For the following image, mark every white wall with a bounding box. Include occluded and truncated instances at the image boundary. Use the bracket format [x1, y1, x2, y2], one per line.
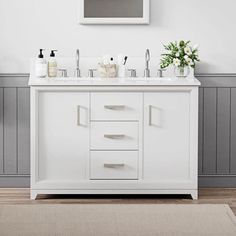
[0, 0, 235, 73]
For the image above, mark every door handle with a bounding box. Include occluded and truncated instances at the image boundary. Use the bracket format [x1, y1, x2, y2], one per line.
[104, 163, 125, 168]
[77, 105, 81, 126]
[149, 105, 162, 127]
[149, 105, 152, 126]
[77, 105, 88, 126]
[104, 134, 125, 139]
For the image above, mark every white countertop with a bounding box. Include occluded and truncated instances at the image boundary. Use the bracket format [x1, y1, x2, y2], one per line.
[28, 76, 201, 87]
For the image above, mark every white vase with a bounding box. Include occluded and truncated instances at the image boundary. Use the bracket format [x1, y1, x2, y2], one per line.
[174, 66, 190, 78]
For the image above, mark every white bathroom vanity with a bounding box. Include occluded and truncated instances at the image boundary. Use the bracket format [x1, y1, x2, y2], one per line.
[29, 77, 200, 200]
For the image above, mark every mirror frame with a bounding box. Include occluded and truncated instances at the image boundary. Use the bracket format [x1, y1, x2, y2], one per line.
[79, 0, 150, 25]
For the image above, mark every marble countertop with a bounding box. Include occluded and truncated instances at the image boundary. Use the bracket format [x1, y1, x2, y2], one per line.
[28, 76, 201, 86]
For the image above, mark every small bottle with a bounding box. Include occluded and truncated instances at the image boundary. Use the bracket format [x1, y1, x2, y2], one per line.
[35, 49, 47, 78]
[48, 50, 58, 77]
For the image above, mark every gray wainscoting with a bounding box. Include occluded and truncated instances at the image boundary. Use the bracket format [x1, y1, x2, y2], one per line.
[0, 73, 236, 188]
[0, 74, 30, 187]
[198, 74, 236, 187]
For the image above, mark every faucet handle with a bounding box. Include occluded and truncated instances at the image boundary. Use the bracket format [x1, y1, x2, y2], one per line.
[128, 69, 136, 78]
[157, 68, 166, 78]
[88, 69, 97, 78]
[58, 69, 67, 78]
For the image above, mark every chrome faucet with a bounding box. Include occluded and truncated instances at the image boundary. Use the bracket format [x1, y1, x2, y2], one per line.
[144, 49, 150, 77]
[76, 49, 81, 77]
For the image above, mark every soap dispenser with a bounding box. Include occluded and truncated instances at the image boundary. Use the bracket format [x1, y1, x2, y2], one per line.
[35, 49, 47, 78]
[48, 50, 58, 77]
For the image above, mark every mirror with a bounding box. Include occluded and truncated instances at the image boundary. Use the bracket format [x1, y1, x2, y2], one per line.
[79, 0, 150, 24]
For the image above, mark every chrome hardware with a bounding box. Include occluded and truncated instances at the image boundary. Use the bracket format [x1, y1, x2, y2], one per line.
[104, 105, 125, 110]
[76, 49, 81, 77]
[149, 105, 152, 126]
[104, 134, 125, 139]
[128, 69, 137, 78]
[88, 69, 97, 78]
[144, 49, 150, 77]
[77, 105, 81, 126]
[104, 163, 125, 168]
[58, 69, 67, 77]
[157, 69, 166, 78]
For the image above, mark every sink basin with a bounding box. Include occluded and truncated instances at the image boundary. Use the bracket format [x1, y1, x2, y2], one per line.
[51, 77, 178, 82]
[53, 77, 102, 81]
[125, 77, 178, 82]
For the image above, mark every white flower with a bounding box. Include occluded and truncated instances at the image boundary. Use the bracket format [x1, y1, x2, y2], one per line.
[184, 55, 189, 60]
[184, 46, 192, 56]
[176, 52, 180, 57]
[173, 58, 181, 67]
[185, 57, 194, 66]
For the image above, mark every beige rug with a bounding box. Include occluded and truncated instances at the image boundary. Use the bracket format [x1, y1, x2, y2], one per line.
[0, 204, 236, 236]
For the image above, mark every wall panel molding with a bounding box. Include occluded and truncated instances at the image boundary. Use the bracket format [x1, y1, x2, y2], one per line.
[0, 73, 236, 187]
[0, 74, 30, 187]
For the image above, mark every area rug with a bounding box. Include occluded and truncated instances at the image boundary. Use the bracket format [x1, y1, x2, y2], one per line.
[0, 204, 236, 236]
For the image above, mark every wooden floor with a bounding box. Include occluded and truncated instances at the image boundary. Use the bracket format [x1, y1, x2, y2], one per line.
[1, 188, 236, 215]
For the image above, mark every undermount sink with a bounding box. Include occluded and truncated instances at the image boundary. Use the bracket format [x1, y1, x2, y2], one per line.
[126, 77, 177, 81]
[52, 77, 178, 82]
[53, 77, 102, 81]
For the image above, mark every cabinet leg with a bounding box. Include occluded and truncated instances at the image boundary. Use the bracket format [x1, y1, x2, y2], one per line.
[30, 190, 37, 200]
[190, 190, 198, 200]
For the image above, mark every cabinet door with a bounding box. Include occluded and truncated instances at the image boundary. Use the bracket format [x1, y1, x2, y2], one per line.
[37, 91, 89, 183]
[144, 92, 192, 184]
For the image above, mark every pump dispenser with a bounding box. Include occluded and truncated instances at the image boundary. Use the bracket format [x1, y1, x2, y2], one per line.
[35, 49, 47, 78]
[48, 50, 58, 77]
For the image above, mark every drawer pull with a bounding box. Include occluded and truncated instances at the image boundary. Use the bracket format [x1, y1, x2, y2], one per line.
[104, 163, 125, 168]
[104, 105, 125, 110]
[104, 134, 125, 139]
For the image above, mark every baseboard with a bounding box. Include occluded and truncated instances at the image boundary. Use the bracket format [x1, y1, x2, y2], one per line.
[199, 176, 236, 187]
[0, 176, 30, 188]
[0, 176, 234, 188]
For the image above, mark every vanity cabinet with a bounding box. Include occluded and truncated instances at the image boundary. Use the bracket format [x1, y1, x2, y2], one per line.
[144, 92, 197, 188]
[31, 90, 90, 188]
[30, 82, 199, 200]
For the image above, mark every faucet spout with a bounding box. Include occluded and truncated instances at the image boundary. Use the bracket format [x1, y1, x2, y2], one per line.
[144, 49, 151, 77]
[76, 49, 80, 77]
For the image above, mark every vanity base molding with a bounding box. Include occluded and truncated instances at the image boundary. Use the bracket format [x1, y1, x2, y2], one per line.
[30, 81, 200, 201]
[31, 190, 198, 200]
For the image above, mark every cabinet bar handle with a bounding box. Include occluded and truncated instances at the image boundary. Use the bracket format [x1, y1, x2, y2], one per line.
[104, 163, 125, 168]
[104, 134, 125, 139]
[77, 105, 81, 126]
[149, 105, 152, 126]
[104, 105, 125, 110]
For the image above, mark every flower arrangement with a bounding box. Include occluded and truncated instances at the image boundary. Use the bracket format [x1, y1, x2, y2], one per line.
[160, 40, 200, 69]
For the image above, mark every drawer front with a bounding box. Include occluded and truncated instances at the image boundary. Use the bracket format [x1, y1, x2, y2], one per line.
[90, 151, 138, 180]
[91, 93, 142, 121]
[90, 122, 139, 150]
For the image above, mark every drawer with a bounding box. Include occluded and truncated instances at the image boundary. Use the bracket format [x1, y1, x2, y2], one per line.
[90, 151, 138, 180]
[90, 122, 139, 150]
[91, 93, 142, 121]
